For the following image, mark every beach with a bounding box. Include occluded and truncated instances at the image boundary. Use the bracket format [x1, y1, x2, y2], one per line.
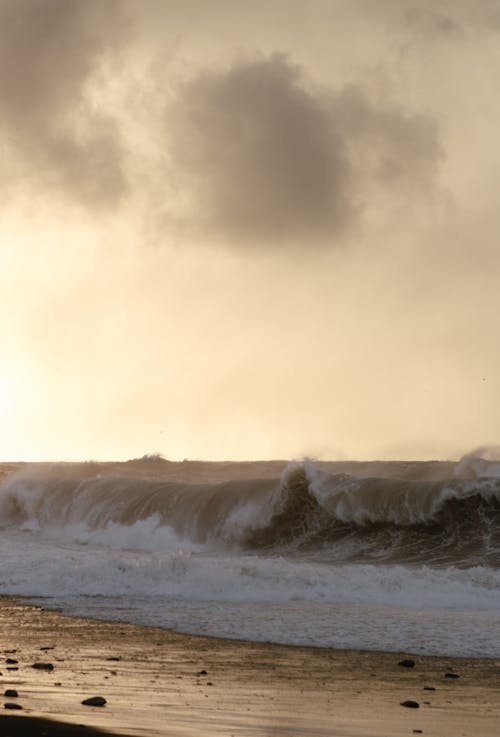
[2, 0, 499, 731]
[0, 598, 498, 737]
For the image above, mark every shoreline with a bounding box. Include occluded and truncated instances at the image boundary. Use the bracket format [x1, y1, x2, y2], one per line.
[1, 597, 499, 737]
[11, 595, 500, 663]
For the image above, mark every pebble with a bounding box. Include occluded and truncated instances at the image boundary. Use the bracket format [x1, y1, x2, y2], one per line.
[4, 703, 22, 710]
[82, 696, 107, 707]
[398, 659, 415, 668]
[32, 662, 54, 671]
[400, 700, 420, 709]
[4, 690, 18, 698]
[444, 672, 460, 679]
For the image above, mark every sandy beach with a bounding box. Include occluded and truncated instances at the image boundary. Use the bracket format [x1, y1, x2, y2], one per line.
[0, 598, 498, 737]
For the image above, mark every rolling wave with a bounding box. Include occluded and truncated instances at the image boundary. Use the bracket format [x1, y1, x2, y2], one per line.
[0, 457, 499, 566]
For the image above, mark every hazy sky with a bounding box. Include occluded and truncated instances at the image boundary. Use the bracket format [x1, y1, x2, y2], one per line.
[1, 0, 499, 461]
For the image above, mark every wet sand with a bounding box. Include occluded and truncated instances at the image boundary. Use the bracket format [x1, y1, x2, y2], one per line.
[0, 597, 499, 737]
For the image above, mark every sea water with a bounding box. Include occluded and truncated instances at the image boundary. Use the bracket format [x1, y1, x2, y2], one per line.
[0, 455, 499, 657]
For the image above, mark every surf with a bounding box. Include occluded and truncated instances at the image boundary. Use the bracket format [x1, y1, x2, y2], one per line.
[0, 456, 499, 566]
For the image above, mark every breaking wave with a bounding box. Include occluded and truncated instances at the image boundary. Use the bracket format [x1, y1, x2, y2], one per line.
[0, 456, 499, 566]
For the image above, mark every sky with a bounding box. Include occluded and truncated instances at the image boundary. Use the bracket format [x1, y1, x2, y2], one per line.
[1, 0, 499, 462]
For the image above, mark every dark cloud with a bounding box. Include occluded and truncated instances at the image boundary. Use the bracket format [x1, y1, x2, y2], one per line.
[168, 54, 354, 247]
[0, 0, 129, 209]
[168, 54, 443, 249]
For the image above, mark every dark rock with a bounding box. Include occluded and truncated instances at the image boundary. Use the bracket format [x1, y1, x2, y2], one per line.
[105, 656, 121, 661]
[444, 672, 460, 679]
[413, 730, 423, 734]
[31, 662, 54, 671]
[81, 696, 107, 707]
[4, 690, 18, 698]
[198, 669, 208, 676]
[4, 703, 23, 710]
[5, 658, 18, 665]
[6, 667, 18, 671]
[398, 659, 415, 668]
[400, 700, 420, 709]
[40, 646, 54, 651]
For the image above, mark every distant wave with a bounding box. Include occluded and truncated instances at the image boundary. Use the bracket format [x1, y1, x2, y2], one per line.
[0, 457, 499, 566]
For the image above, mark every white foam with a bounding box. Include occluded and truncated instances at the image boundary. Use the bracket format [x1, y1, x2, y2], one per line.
[2, 525, 500, 656]
[22, 514, 202, 553]
[1, 525, 499, 609]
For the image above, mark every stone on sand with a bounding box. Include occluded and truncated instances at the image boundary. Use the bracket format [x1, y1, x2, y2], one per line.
[82, 696, 107, 707]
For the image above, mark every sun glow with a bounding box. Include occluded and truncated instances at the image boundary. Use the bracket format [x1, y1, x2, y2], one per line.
[0, 368, 25, 457]
[0, 374, 18, 413]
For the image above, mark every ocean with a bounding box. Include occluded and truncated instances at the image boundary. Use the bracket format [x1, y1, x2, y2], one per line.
[0, 455, 499, 658]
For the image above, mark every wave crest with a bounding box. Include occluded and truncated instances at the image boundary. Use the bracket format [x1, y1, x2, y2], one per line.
[0, 459, 499, 565]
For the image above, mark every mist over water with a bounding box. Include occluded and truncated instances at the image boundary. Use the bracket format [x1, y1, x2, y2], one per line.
[1, 452, 499, 657]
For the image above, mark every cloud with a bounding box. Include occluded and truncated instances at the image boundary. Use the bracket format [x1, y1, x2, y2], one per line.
[168, 54, 353, 248]
[331, 85, 443, 195]
[400, 1, 500, 39]
[403, 6, 464, 41]
[167, 54, 443, 249]
[0, 0, 129, 209]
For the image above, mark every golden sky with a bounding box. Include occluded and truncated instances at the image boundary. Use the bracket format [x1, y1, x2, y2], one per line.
[1, 0, 499, 461]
